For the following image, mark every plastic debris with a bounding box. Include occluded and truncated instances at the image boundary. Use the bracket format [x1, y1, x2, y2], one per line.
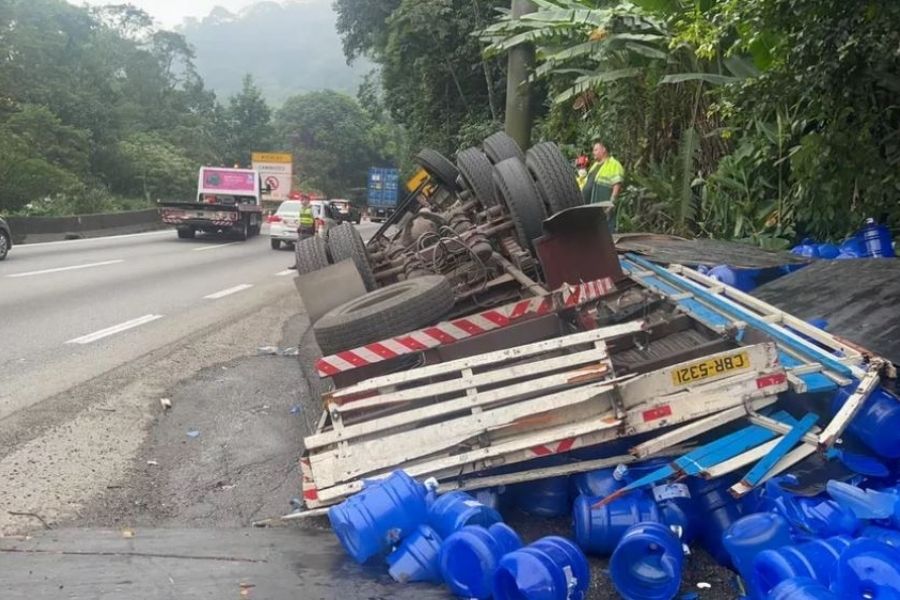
[257, 346, 300, 356]
[186, 430, 200, 438]
[289, 404, 302, 415]
[753, 536, 852, 597]
[160, 398, 172, 410]
[696, 582, 711, 589]
[723, 512, 793, 599]
[833, 538, 900, 599]
[146, 460, 158, 466]
[767, 577, 837, 600]
[826, 480, 895, 520]
[573, 492, 661, 555]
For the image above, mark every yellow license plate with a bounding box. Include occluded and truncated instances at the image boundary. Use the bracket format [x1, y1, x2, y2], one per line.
[671, 351, 750, 386]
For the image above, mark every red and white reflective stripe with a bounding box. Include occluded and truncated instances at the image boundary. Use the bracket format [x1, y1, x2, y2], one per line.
[315, 277, 616, 377]
[530, 437, 578, 457]
[300, 456, 320, 505]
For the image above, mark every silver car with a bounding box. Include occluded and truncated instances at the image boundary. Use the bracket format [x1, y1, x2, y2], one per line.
[268, 200, 336, 250]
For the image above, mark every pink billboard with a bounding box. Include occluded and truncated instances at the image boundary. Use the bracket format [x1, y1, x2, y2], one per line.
[200, 168, 257, 193]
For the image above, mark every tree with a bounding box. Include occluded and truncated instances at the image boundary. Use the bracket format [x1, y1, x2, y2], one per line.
[333, 0, 507, 155]
[274, 90, 386, 197]
[220, 74, 274, 167]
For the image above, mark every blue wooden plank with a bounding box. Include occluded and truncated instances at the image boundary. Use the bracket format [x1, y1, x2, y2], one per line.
[739, 412, 819, 488]
[778, 352, 837, 393]
[624, 254, 853, 377]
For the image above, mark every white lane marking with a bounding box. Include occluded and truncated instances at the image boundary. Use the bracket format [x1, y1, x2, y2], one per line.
[66, 314, 164, 345]
[193, 242, 239, 252]
[17, 230, 171, 249]
[204, 284, 254, 300]
[6, 259, 125, 278]
[275, 269, 295, 277]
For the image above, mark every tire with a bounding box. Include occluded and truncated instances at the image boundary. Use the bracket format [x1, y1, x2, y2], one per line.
[176, 227, 195, 239]
[415, 149, 461, 191]
[271, 238, 282, 250]
[0, 231, 9, 260]
[456, 147, 498, 208]
[483, 131, 525, 165]
[313, 276, 454, 356]
[295, 236, 330, 275]
[327, 222, 377, 291]
[493, 157, 547, 251]
[235, 217, 249, 241]
[526, 142, 584, 215]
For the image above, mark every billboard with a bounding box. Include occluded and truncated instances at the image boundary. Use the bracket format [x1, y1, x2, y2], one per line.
[251, 152, 293, 201]
[198, 168, 258, 195]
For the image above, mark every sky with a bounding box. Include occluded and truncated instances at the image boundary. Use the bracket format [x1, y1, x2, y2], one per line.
[71, 0, 273, 28]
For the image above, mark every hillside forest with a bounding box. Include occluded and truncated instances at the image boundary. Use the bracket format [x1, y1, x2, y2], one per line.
[2, 0, 897, 247]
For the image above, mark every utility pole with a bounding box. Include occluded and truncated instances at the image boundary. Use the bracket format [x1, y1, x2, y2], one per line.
[504, 0, 537, 150]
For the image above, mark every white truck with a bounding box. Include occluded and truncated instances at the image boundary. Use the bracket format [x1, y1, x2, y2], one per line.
[158, 167, 265, 240]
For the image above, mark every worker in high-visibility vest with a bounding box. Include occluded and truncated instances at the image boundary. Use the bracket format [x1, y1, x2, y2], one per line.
[289, 194, 317, 270]
[582, 140, 625, 232]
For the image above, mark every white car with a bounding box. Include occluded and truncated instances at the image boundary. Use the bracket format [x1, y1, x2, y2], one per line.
[268, 200, 334, 250]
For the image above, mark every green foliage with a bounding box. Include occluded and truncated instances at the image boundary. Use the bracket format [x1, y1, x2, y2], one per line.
[219, 75, 275, 167]
[482, 0, 900, 245]
[274, 90, 388, 197]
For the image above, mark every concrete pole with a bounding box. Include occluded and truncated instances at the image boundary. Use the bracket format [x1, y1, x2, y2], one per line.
[504, 0, 537, 150]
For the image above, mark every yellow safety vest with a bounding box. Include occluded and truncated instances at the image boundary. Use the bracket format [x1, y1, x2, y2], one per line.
[299, 205, 314, 227]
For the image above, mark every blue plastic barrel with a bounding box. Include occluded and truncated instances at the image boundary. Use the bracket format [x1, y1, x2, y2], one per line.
[708, 265, 759, 292]
[862, 218, 895, 258]
[791, 241, 820, 258]
[724, 512, 793, 599]
[816, 243, 840, 259]
[386, 524, 444, 583]
[493, 536, 590, 600]
[428, 491, 502, 539]
[513, 476, 571, 518]
[650, 482, 698, 543]
[753, 536, 852, 596]
[833, 386, 900, 458]
[834, 538, 900, 599]
[440, 523, 523, 599]
[573, 492, 661, 555]
[839, 235, 867, 258]
[688, 477, 743, 567]
[328, 470, 429, 563]
[767, 577, 838, 600]
[572, 466, 627, 499]
[861, 525, 900, 549]
[610, 521, 683, 600]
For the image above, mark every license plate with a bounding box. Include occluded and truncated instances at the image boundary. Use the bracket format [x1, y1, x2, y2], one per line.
[671, 351, 750, 385]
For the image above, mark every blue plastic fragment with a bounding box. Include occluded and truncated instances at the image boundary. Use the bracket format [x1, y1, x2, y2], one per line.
[767, 576, 838, 600]
[753, 536, 852, 596]
[826, 480, 896, 520]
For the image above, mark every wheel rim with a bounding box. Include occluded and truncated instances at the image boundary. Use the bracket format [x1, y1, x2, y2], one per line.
[0, 233, 7, 256]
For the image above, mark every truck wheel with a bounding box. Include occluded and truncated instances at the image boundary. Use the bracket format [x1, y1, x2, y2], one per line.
[177, 226, 195, 239]
[313, 275, 454, 356]
[271, 238, 281, 250]
[456, 147, 498, 208]
[235, 218, 249, 241]
[327, 223, 377, 291]
[526, 142, 583, 215]
[295, 236, 330, 275]
[493, 157, 547, 251]
[483, 131, 525, 165]
[415, 149, 461, 192]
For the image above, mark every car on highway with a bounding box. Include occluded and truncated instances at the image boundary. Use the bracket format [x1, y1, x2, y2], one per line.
[268, 199, 337, 250]
[0, 216, 11, 260]
[329, 199, 362, 225]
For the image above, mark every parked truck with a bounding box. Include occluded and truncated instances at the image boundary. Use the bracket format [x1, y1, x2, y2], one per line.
[366, 167, 399, 223]
[159, 167, 264, 240]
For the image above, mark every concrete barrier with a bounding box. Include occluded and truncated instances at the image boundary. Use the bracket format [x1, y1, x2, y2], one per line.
[6, 209, 164, 244]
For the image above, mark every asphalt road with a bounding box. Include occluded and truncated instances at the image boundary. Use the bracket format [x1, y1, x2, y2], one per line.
[0, 224, 379, 419]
